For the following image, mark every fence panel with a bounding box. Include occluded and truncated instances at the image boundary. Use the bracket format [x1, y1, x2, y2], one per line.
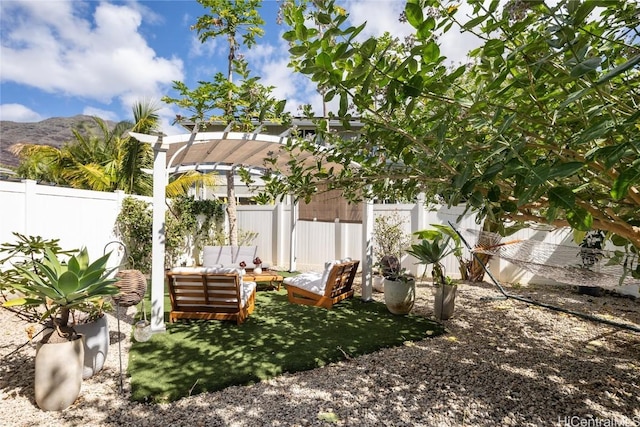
[4, 180, 634, 296]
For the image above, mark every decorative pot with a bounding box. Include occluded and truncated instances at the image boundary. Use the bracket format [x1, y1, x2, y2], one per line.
[73, 314, 109, 379]
[35, 335, 84, 411]
[253, 266, 263, 274]
[373, 275, 385, 293]
[434, 285, 457, 320]
[384, 278, 416, 315]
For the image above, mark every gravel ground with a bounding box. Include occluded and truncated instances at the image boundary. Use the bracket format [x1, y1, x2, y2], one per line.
[1, 280, 639, 427]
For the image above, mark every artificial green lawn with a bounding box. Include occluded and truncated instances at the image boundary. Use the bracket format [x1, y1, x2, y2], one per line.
[128, 288, 444, 403]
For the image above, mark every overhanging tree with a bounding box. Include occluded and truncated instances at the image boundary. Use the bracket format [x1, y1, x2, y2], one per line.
[265, 0, 639, 249]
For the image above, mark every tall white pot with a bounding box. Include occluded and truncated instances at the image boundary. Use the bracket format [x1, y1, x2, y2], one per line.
[434, 285, 457, 320]
[74, 314, 109, 379]
[35, 335, 84, 411]
[383, 278, 416, 315]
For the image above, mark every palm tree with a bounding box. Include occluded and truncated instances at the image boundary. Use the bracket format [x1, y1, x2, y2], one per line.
[11, 101, 219, 197]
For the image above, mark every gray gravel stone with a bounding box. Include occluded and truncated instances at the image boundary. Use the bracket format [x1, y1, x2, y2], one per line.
[1, 281, 639, 426]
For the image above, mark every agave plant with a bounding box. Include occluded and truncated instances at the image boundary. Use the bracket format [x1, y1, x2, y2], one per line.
[406, 227, 458, 286]
[3, 246, 120, 339]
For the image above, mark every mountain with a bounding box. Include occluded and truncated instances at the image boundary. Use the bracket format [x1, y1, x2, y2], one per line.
[0, 115, 117, 168]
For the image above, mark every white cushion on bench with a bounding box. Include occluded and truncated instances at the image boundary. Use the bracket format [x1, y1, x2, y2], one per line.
[283, 258, 355, 296]
[283, 272, 324, 296]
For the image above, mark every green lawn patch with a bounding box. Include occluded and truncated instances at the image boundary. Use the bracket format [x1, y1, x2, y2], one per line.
[128, 289, 444, 403]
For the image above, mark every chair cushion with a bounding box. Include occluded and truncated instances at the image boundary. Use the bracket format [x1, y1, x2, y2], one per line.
[170, 266, 219, 274]
[320, 260, 340, 287]
[283, 272, 325, 296]
[241, 281, 256, 307]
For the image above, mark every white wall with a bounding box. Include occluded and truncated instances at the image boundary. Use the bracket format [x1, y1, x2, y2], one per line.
[1, 179, 637, 297]
[0, 180, 146, 270]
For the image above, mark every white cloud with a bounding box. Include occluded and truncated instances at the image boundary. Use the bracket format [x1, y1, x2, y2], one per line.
[82, 107, 119, 122]
[189, 34, 219, 58]
[347, 1, 412, 40]
[0, 103, 43, 122]
[0, 1, 184, 104]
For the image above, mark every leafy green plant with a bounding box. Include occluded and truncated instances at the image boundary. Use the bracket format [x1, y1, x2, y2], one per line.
[268, 0, 640, 251]
[3, 247, 120, 340]
[373, 212, 412, 276]
[115, 197, 153, 273]
[407, 227, 458, 286]
[0, 233, 78, 321]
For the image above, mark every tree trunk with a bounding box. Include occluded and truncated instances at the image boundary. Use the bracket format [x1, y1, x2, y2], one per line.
[469, 253, 491, 282]
[226, 170, 237, 246]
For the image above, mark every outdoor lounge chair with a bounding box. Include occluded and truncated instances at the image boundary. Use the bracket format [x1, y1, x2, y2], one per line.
[283, 259, 359, 309]
[166, 267, 257, 324]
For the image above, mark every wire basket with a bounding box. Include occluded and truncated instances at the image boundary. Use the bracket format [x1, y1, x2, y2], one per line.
[103, 241, 147, 308]
[113, 269, 147, 307]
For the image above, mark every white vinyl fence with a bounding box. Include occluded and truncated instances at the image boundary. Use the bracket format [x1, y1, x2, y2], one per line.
[1, 179, 637, 297]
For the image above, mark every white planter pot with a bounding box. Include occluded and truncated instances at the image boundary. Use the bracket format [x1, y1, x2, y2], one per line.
[383, 278, 416, 315]
[35, 335, 84, 411]
[74, 314, 109, 379]
[434, 285, 457, 320]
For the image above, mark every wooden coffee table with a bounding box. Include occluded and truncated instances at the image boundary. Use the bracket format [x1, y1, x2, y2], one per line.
[244, 270, 284, 291]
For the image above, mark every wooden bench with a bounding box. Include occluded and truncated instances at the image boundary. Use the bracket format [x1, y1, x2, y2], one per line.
[283, 260, 359, 309]
[166, 268, 257, 324]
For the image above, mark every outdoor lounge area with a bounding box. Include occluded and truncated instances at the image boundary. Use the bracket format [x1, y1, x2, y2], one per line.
[1, 0, 639, 424]
[2, 279, 639, 425]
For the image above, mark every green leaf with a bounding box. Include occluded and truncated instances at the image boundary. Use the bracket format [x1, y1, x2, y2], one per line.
[559, 88, 590, 109]
[295, 23, 308, 41]
[315, 52, 332, 69]
[487, 185, 500, 202]
[596, 54, 640, 85]
[422, 41, 440, 63]
[482, 162, 504, 180]
[586, 144, 628, 169]
[416, 17, 435, 40]
[463, 14, 487, 31]
[361, 38, 377, 57]
[548, 186, 575, 209]
[548, 162, 583, 179]
[316, 12, 331, 25]
[3, 298, 29, 307]
[570, 57, 601, 78]
[404, 75, 423, 97]
[483, 39, 504, 57]
[404, 1, 424, 29]
[566, 207, 593, 231]
[339, 92, 348, 116]
[501, 200, 518, 213]
[611, 167, 640, 200]
[573, 2, 596, 25]
[289, 46, 308, 56]
[57, 270, 80, 295]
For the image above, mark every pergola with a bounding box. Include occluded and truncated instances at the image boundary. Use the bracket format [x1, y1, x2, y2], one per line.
[130, 126, 375, 333]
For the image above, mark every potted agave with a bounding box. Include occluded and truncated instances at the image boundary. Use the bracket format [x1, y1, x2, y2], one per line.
[407, 226, 460, 321]
[2, 244, 119, 411]
[381, 254, 416, 315]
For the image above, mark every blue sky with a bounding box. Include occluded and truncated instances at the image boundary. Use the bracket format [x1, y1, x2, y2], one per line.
[0, 0, 482, 135]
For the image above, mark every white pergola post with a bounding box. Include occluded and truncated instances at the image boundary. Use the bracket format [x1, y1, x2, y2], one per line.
[289, 198, 298, 272]
[129, 131, 167, 334]
[361, 198, 374, 301]
[151, 137, 168, 333]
